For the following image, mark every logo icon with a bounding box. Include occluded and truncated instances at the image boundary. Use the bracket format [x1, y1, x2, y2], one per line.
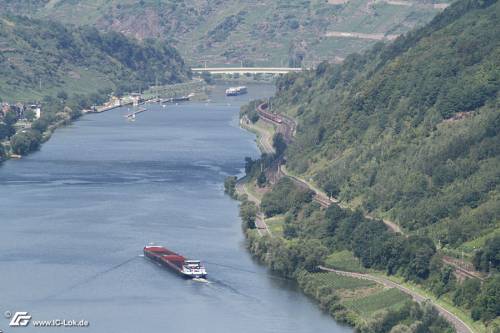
[9, 312, 31, 327]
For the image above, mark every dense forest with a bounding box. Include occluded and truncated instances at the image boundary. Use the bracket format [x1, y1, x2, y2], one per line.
[270, 0, 499, 250]
[0, 15, 189, 100]
[235, 0, 499, 330]
[238, 150, 498, 330]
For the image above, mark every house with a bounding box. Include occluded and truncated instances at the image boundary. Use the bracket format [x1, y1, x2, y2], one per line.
[130, 93, 143, 106]
[30, 104, 41, 120]
[1, 103, 10, 117]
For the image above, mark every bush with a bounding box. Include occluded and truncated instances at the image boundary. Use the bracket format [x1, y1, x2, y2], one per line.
[473, 235, 500, 272]
[261, 177, 313, 217]
[224, 176, 237, 199]
[240, 200, 257, 230]
[31, 118, 50, 132]
[10, 130, 42, 155]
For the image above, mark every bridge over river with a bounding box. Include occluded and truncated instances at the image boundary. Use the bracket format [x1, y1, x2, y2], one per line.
[191, 67, 303, 74]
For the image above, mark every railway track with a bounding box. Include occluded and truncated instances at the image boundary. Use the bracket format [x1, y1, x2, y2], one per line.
[318, 266, 473, 333]
[257, 103, 405, 233]
[442, 256, 485, 282]
[257, 102, 484, 264]
[250, 102, 479, 332]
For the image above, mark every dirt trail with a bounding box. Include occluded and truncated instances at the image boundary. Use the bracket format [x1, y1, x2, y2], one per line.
[240, 116, 275, 154]
[236, 182, 271, 237]
[325, 31, 400, 41]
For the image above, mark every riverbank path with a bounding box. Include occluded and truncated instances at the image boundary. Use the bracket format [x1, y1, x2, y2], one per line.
[235, 181, 271, 237]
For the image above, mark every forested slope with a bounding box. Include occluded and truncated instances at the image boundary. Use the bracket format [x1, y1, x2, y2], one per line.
[0, 0, 447, 66]
[271, 0, 499, 250]
[0, 15, 189, 100]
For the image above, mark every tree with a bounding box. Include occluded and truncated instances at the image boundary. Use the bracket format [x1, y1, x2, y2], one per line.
[261, 177, 311, 217]
[24, 109, 36, 122]
[273, 133, 287, 157]
[405, 237, 436, 281]
[473, 235, 500, 272]
[31, 118, 49, 133]
[473, 275, 500, 322]
[224, 176, 237, 198]
[247, 109, 260, 123]
[10, 130, 41, 155]
[0, 123, 11, 140]
[240, 200, 257, 229]
[244, 157, 255, 175]
[453, 278, 481, 308]
[429, 265, 456, 297]
[324, 180, 340, 198]
[257, 171, 267, 187]
[57, 90, 68, 101]
[4, 111, 18, 127]
[303, 239, 328, 272]
[66, 106, 81, 120]
[283, 221, 298, 239]
[0, 144, 5, 160]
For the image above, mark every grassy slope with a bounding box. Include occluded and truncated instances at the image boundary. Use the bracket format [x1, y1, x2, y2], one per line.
[325, 250, 368, 273]
[343, 288, 410, 316]
[298, 270, 412, 326]
[0, 0, 446, 66]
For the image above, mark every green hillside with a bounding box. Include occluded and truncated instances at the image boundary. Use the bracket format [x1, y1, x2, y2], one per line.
[270, 0, 499, 250]
[0, 0, 449, 66]
[0, 15, 189, 100]
[236, 1, 499, 329]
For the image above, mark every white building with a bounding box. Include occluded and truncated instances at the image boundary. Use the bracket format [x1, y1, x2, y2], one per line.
[30, 104, 41, 119]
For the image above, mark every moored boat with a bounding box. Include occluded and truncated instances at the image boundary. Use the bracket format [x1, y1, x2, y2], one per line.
[225, 86, 247, 96]
[162, 93, 195, 104]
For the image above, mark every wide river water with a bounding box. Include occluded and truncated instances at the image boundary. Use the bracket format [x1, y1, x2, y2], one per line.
[0, 84, 352, 333]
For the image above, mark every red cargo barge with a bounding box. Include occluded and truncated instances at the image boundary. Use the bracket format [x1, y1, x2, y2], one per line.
[143, 245, 207, 279]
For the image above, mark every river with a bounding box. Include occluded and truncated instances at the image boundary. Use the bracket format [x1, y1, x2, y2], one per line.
[0, 84, 352, 333]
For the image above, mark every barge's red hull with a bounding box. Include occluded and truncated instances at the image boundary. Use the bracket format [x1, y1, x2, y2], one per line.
[143, 245, 207, 278]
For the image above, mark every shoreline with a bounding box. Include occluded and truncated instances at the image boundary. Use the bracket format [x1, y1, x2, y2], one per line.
[234, 110, 476, 333]
[1, 114, 73, 163]
[0, 80, 208, 164]
[234, 118, 364, 329]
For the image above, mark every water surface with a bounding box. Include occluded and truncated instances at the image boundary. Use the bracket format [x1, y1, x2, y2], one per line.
[0, 84, 352, 333]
